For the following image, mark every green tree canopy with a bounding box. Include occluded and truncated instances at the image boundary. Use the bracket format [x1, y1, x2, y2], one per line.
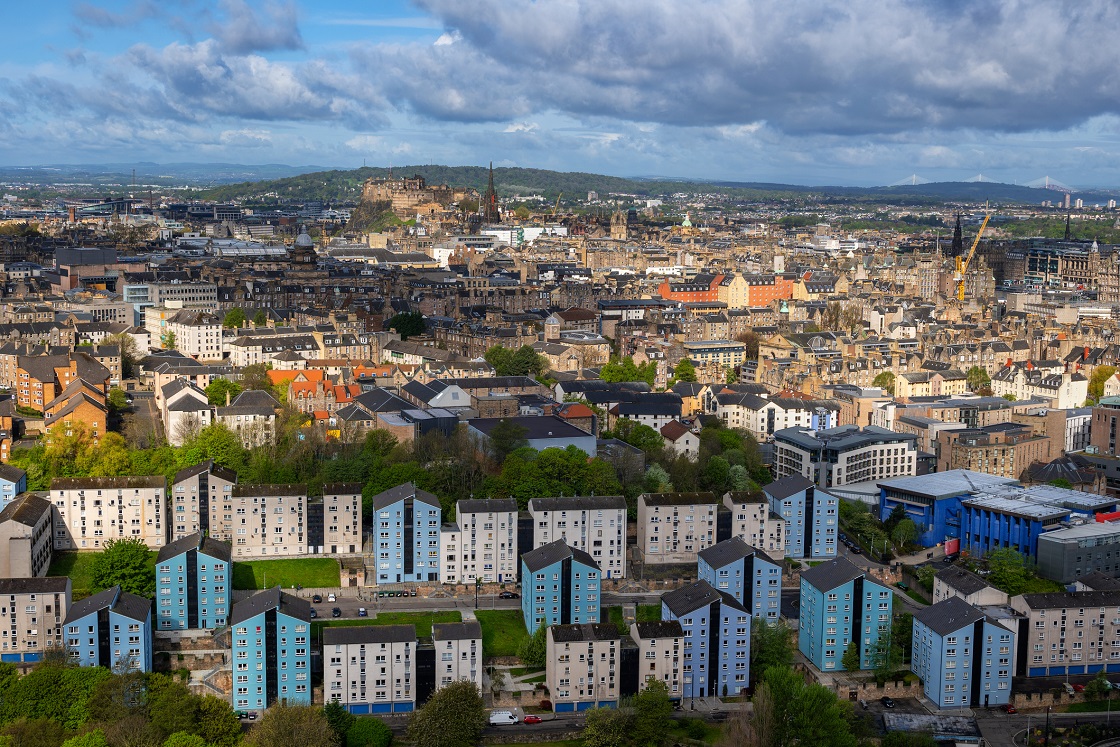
[107, 389, 129, 413]
[841, 641, 861, 672]
[487, 418, 528, 461]
[103, 332, 140, 380]
[751, 618, 795, 678]
[1089, 365, 1117, 401]
[386, 312, 426, 340]
[672, 359, 698, 383]
[222, 308, 246, 329]
[322, 701, 355, 746]
[965, 366, 991, 392]
[252, 310, 268, 326]
[632, 679, 673, 747]
[204, 378, 243, 407]
[517, 621, 547, 668]
[406, 680, 485, 747]
[872, 371, 896, 394]
[581, 707, 632, 747]
[484, 345, 548, 377]
[246, 704, 336, 747]
[346, 717, 392, 747]
[600, 356, 656, 386]
[90, 538, 154, 598]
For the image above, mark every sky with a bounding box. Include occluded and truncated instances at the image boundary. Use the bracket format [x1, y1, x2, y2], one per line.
[5, 0, 1120, 186]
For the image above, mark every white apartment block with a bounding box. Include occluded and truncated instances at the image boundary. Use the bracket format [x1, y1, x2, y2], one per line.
[528, 495, 628, 579]
[0, 577, 72, 662]
[150, 309, 224, 360]
[723, 491, 787, 556]
[440, 498, 518, 585]
[1009, 590, 1120, 676]
[324, 625, 416, 713]
[50, 476, 168, 550]
[224, 485, 307, 558]
[630, 620, 683, 699]
[170, 460, 237, 541]
[637, 492, 719, 566]
[432, 621, 483, 692]
[318, 484, 363, 555]
[546, 624, 620, 711]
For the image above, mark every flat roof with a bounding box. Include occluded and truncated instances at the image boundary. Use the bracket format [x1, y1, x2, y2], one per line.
[878, 470, 1017, 500]
[962, 494, 1068, 520]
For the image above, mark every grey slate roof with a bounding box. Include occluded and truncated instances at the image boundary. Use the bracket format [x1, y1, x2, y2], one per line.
[913, 596, 984, 637]
[521, 539, 600, 574]
[632, 620, 684, 639]
[230, 587, 310, 625]
[800, 556, 864, 592]
[156, 532, 232, 564]
[172, 459, 238, 485]
[371, 482, 440, 511]
[0, 493, 51, 527]
[763, 474, 815, 501]
[51, 475, 166, 491]
[0, 465, 26, 483]
[935, 567, 991, 596]
[1018, 590, 1120, 609]
[698, 536, 775, 569]
[662, 580, 722, 617]
[323, 624, 416, 645]
[549, 623, 619, 643]
[1076, 571, 1120, 591]
[432, 620, 482, 641]
[63, 585, 151, 624]
[528, 495, 627, 513]
[640, 491, 718, 507]
[0, 577, 70, 595]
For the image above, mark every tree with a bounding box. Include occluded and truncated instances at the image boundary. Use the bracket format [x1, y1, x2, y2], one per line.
[1085, 670, 1111, 700]
[610, 419, 664, 455]
[1090, 365, 1118, 401]
[323, 701, 355, 746]
[161, 331, 176, 350]
[965, 366, 991, 392]
[62, 732, 109, 747]
[872, 371, 895, 395]
[205, 378, 243, 407]
[892, 612, 914, 665]
[103, 332, 141, 380]
[736, 331, 762, 361]
[240, 363, 273, 391]
[514, 205, 531, 220]
[385, 312, 426, 340]
[883, 504, 907, 532]
[746, 666, 858, 747]
[107, 389, 129, 413]
[487, 419, 528, 461]
[252, 310, 268, 327]
[986, 547, 1031, 596]
[672, 359, 698, 383]
[3, 718, 67, 747]
[222, 308, 246, 329]
[891, 519, 919, 548]
[882, 733, 937, 747]
[581, 707, 632, 747]
[517, 621, 547, 668]
[406, 680, 485, 747]
[1002, 393, 1017, 402]
[345, 718, 392, 747]
[751, 618, 794, 677]
[726, 367, 739, 385]
[872, 634, 904, 683]
[162, 735, 207, 747]
[90, 538, 154, 597]
[600, 356, 656, 387]
[632, 680, 672, 747]
[1048, 478, 1074, 489]
[246, 704, 336, 747]
[644, 464, 673, 493]
[841, 641, 861, 672]
[485, 345, 547, 377]
[196, 695, 242, 747]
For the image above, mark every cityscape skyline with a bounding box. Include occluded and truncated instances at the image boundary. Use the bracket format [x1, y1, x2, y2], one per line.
[5, 1, 1120, 187]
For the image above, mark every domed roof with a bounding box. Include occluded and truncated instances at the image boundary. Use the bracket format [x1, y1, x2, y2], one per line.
[294, 230, 314, 248]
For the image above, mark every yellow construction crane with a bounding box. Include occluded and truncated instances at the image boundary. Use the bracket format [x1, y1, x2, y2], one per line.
[552, 192, 562, 216]
[955, 212, 991, 301]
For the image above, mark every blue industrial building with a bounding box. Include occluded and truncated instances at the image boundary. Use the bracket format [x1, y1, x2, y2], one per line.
[521, 540, 601, 635]
[764, 474, 836, 559]
[877, 470, 1017, 548]
[799, 557, 892, 672]
[697, 537, 782, 621]
[155, 533, 231, 631]
[230, 587, 312, 711]
[371, 483, 442, 584]
[911, 597, 1014, 708]
[661, 580, 751, 699]
[0, 466, 26, 510]
[64, 585, 153, 672]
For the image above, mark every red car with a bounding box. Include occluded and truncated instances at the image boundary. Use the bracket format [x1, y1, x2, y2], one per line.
[523, 715, 542, 725]
[1073, 684, 1086, 693]
[1002, 704, 1017, 714]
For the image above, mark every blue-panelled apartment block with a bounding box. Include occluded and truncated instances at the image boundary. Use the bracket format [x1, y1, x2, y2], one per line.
[661, 580, 751, 699]
[764, 474, 836, 559]
[521, 540, 601, 635]
[799, 557, 892, 672]
[155, 533, 231, 631]
[912, 597, 1014, 708]
[371, 483, 442, 584]
[230, 587, 312, 711]
[64, 585, 153, 672]
[697, 537, 782, 621]
[877, 470, 1017, 548]
[0, 465, 27, 510]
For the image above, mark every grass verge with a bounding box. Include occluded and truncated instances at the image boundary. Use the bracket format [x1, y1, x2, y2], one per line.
[232, 558, 340, 590]
[475, 609, 529, 658]
[48, 551, 156, 600]
[311, 610, 462, 639]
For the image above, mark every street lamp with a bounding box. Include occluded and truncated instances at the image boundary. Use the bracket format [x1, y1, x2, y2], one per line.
[1044, 705, 1051, 747]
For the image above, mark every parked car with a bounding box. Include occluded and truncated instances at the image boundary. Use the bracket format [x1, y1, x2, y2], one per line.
[331, 607, 342, 618]
[234, 711, 248, 719]
[523, 715, 542, 725]
[409, 589, 417, 597]
[1073, 684, 1086, 693]
[312, 594, 322, 603]
[327, 593, 337, 602]
[488, 711, 518, 726]
[358, 607, 368, 617]
[309, 608, 317, 619]
[859, 699, 868, 710]
[880, 697, 896, 709]
[850, 546, 863, 555]
[1002, 704, 1017, 714]
[247, 713, 257, 721]
[499, 591, 520, 599]
[1064, 683, 1076, 695]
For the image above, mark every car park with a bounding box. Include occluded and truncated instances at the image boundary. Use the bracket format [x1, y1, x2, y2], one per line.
[523, 715, 542, 724]
[488, 711, 518, 726]
[331, 607, 342, 618]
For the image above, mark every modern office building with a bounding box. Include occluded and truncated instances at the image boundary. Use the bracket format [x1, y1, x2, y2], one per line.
[697, 537, 782, 621]
[722, 490, 786, 556]
[911, 597, 1014, 708]
[1038, 520, 1120, 584]
[324, 625, 417, 714]
[520, 540, 601, 635]
[0, 493, 54, 578]
[546, 623, 620, 712]
[877, 470, 1018, 549]
[432, 620, 483, 692]
[763, 475, 837, 559]
[661, 580, 751, 699]
[440, 498, 519, 584]
[773, 425, 918, 489]
[799, 557, 892, 672]
[629, 620, 684, 701]
[637, 492, 720, 565]
[529, 495, 628, 579]
[50, 476, 168, 550]
[155, 533, 232, 630]
[371, 483, 442, 584]
[64, 585, 153, 672]
[0, 577, 71, 664]
[229, 587, 312, 711]
[1009, 590, 1120, 676]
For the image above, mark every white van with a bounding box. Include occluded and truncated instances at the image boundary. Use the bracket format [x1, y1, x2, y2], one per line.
[488, 710, 519, 726]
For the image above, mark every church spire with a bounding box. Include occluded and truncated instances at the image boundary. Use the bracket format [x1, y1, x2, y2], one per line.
[1065, 211, 1072, 241]
[951, 213, 963, 257]
[482, 161, 500, 223]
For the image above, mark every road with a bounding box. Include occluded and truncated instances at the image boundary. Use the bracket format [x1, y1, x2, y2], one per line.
[976, 709, 1120, 747]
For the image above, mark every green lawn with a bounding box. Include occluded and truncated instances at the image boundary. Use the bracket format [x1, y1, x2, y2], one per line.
[509, 666, 545, 677]
[904, 589, 929, 605]
[475, 610, 529, 658]
[311, 610, 462, 639]
[231, 558, 340, 590]
[1065, 699, 1119, 713]
[605, 604, 663, 633]
[48, 551, 156, 600]
[523, 674, 546, 684]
